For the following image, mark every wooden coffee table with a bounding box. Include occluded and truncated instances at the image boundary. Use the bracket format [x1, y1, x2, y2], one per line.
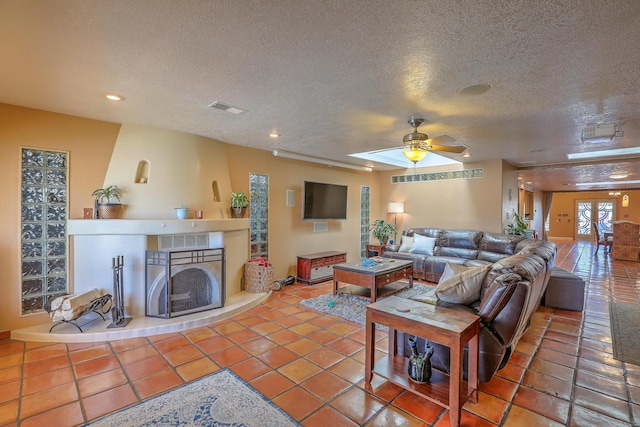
[332, 259, 413, 303]
[365, 296, 480, 427]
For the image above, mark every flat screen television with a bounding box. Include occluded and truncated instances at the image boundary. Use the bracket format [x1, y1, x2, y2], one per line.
[303, 181, 348, 220]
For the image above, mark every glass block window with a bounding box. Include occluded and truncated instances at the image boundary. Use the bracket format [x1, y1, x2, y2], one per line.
[21, 148, 68, 315]
[360, 186, 371, 258]
[391, 168, 483, 184]
[249, 174, 269, 259]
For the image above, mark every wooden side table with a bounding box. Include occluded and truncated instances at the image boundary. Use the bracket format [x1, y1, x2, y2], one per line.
[296, 251, 347, 285]
[366, 244, 386, 257]
[365, 296, 480, 427]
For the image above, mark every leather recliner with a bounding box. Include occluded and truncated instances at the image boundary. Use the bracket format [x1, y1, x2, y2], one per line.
[396, 236, 556, 382]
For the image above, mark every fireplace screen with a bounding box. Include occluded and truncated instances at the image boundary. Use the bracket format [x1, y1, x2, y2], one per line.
[145, 248, 225, 318]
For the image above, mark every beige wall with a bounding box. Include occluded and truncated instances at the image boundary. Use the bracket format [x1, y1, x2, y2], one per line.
[0, 104, 121, 331]
[225, 145, 380, 278]
[549, 190, 640, 239]
[104, 124, 234, 219]
[529, 187, 545, 236]
[376, 159, 507, 234]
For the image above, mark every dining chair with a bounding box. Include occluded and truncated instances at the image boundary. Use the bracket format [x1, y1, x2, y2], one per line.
[592, 222, 613, 255]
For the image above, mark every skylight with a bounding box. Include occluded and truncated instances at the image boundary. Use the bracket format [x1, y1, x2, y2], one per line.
[576, 180, 640, 187]
[349, 149, 460, 168]
[567, 147, 640, 160]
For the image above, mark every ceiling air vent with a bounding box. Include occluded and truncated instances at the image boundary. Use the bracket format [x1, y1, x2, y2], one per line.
[207, 101, 248, 115]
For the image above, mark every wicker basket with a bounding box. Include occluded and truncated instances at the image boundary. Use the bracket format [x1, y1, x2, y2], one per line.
[244, 261, 274, 293]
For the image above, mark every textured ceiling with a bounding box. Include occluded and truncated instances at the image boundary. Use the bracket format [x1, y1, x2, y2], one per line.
[2, 0, 640, 191]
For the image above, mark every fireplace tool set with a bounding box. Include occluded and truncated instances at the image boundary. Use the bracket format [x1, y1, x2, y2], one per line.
[108, 255, 131, 328]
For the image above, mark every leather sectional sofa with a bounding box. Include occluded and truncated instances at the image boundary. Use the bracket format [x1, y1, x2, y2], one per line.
[383, 228, 527, 282]
[383, 228, 557, 382]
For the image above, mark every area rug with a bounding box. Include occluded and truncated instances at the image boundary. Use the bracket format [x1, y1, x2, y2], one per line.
[300, 283, 434, 328]
[609, 301, 640, 366]
[84, 369, 299, 427]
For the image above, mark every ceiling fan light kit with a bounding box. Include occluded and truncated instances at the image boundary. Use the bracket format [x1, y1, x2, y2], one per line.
[366, 117, 465, 165]
[403, 146, 428, 163]
[401, 117, 467, 164]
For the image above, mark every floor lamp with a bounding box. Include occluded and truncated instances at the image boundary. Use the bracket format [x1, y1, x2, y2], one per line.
[387, 202, 404, 243]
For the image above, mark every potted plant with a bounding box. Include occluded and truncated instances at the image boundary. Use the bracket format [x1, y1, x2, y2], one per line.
[506, 211, 532, 237]
[370, 219, 397, 245]
[92, 185, 123, 219]
[230, 191, 250, 218]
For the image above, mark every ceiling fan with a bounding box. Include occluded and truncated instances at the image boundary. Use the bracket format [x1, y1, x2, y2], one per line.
[371, 117, 466, 163]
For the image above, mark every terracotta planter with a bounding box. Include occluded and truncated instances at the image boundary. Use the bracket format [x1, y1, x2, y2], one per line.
[97, 203, 123, 219]
[230, 207, 247, 218]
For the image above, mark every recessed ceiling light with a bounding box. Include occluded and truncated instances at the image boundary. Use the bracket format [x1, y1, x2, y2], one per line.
[457, 83, 491, 96]
[462, 152, 471, 158]
[269, 131, 281, 138]
[102, 93, 125, 101]
[609, 172, 629, 179]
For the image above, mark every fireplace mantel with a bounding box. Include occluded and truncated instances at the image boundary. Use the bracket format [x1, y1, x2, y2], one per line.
[68, 218, 250, 235]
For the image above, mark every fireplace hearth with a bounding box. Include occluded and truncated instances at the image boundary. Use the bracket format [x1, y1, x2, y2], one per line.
[145, 248, 225, 318]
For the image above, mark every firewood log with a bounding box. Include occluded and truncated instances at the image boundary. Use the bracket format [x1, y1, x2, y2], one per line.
[49, 289, 101, 321]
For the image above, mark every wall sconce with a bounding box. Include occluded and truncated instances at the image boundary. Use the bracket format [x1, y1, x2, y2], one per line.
[388, 202, 404, 241]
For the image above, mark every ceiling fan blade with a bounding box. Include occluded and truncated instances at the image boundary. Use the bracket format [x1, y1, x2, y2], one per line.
[428, 135, 456, 145]
[428, 144, 467, 154]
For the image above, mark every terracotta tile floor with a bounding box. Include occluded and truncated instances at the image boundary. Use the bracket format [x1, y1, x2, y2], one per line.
[2, 240, 640, 426]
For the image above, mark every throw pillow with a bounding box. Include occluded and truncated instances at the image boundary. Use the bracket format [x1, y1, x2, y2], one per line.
[398, 235, 414, 252]
[438, 263, 469, 283]
[435, 264, 492, 305]
[410, 234, 437, 255]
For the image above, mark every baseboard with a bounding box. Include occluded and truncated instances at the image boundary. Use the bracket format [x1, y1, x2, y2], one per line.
[547, 236, 575, 242]
[0, 330, 10, 340]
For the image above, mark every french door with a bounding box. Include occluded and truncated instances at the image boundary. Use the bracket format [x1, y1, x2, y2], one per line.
[575, 199, 615, 241]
